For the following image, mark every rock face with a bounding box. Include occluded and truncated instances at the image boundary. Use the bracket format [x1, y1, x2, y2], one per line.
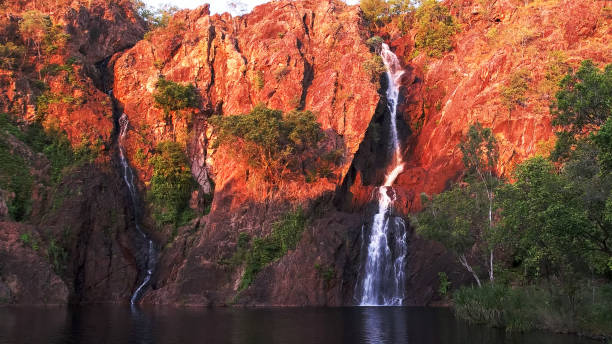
[0, 222, 68, 304]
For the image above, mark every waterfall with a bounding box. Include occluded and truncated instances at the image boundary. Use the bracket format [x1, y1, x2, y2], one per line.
[117, 113, 157, 305]
[358, 43, 408, 306]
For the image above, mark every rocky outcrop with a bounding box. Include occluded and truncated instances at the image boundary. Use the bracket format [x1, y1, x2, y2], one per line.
[0, 222, 68, 304]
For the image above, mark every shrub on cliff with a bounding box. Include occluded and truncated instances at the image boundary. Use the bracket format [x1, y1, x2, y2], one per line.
[210, 105, 330, 185]
[363, 54, 386, 81]
[414, 0, 459, 57]
[0, 42, 25, 70]
[500, 69, 531, 112]
[148, 141, 196, 227]
[19, 10, 69, 61]
[153, 76, 199, 122]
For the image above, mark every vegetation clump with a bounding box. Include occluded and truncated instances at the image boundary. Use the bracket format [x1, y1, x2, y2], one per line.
[237, 208, 307, 291]
[363, 54, 386, 81]
[153, 76, 199, 122]
[0, 114, 101, 221]
[414, 0, 459, 57]
[148, 141, 197, 227]
[360, 0, 413, 30]
[551, 60, 612, 161]
[500, 69, 531, 111]
[210, 105, 337, 186]
[0, 42, 25, 70]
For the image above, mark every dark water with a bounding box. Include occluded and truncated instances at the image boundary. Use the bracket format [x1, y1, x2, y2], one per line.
[0, 306, 599, 344]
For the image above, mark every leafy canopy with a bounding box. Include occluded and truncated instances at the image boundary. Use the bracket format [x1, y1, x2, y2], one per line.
[148, 141, 196, 226]
[210, 105, 326, 183]
[414, 0, 459, 57]
[153, 76, 199, 121]
[551, 60, 612, 161]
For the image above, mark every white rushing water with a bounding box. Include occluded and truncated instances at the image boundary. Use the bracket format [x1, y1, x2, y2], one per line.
[359, 43, 408, 306]
[118, 113, 156, 305]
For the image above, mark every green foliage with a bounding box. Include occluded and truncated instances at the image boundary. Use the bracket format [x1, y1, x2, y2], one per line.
[455, 283, 612, 335]
[366, 36, 383, 51]
[500, 69, 531, 111]
[19, 232, 39, 251]
[416, 185, 482, 257]
[47, 239, 68, 274]
[132, 1, 179, 29]
[438, 272, 451, 296]
[363, 54, 386, 81]
[454, 284, 539, 331]
[360, 0, 390, 26]
[35, 90, 79, 121]
[238, 208, 307, 291]
[315, 263, 336, 285]
[414, 0, 459, 57]
[0, 136, 32, 221]
[210, 105, 327, 184]
[459, 122, 499, 184]
[148, 141, 196, 227]
[497, 157, 589, 279]
[19, 11, 69, 58]
[415, 123, 500, 285]
[40, 63, 74, 77]
[551, 60, 612, 161]
[360, 0, 413, 29]
[593, 117, 612, 173]
[0, 42, 25, 70]
[538, 51, 570, 99]
[153, 76, 199, 121]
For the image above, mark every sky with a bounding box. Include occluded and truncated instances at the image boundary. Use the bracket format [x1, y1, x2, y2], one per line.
[144, 0, 359, 16]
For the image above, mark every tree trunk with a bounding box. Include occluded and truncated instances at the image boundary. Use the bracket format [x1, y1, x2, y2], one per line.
[459, 254, 482, 287]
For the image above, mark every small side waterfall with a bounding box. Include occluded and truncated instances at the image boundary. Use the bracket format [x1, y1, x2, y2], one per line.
[358, 43, 408, 306]
[117, 113, 157, 305]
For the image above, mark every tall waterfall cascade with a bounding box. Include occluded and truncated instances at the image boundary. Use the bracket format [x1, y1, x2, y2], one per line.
[358, 43, 408, 306]
[118, 113, 157, 305]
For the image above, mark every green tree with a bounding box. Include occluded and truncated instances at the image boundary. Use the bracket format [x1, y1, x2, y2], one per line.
[593, 117, 612, 173]
[415, 123, 500, 286]
[19, 10, 50, 60]
[416, 184, 487, 287]
[148, 141, 196, 226]
[551, 60, 612, 161]
[0, 42, 25, 70]
[497, 157, 597, 281]
[500, 69, 531, 112]
[210, 105, 325, 184]
[414, 0, 459, 57]
[153, 76, 199, 122]
[459, 122, 500, 282]
[360, 0, 390, 27]
[561, 141, 612, 272]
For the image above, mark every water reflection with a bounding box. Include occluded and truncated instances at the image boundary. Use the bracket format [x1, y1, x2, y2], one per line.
[130, 305, 154, 344]
[0, 306, 600, 344]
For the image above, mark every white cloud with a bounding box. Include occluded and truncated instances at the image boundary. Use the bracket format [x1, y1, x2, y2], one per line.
[143, 0, 359, 15]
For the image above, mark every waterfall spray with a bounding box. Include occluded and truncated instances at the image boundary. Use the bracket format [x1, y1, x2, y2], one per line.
[358, 43, 408, 306]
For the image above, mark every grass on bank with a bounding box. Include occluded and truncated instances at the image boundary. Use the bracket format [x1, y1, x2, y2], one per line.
[454, 283, 612, 336]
